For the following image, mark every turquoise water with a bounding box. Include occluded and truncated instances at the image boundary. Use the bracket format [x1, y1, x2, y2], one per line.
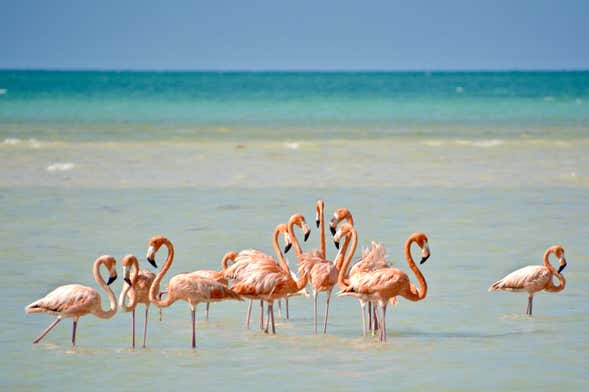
[1, 72, 588, 391]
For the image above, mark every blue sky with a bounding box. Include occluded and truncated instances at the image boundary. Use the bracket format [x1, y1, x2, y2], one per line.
[1, 0, 588, 70]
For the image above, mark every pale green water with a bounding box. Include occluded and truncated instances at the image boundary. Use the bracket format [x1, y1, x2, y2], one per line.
[1, 71, 589, 391]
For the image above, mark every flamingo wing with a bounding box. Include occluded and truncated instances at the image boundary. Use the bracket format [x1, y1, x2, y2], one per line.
[489, 265, 551, 292]
[25, 284, 99, 316]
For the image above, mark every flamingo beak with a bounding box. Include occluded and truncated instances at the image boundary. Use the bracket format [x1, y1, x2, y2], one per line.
[329, 217, 337, 235]
[123, 266, 132, 286]
[420, 243, 431, 264]
[558, 258, 567, 273]
[284, 243, 292, 254]
[146, 245, 157, 268]
[316, 219, 320, 228]
[304, 230, 310, 242]
[107, 274, 117, 285]
[124, 277, 132, 286]
[334, 240, 340, 249]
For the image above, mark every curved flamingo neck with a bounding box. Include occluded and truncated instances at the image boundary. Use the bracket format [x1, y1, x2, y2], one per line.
[119, 258, 139, 311]
[92, 258, 117, 319]
[543, 248, 566, 292]
[287, 217, 303, 257]
[334, 231, 351, 272]
[318, 203, 326, 257]
[403, 236, 428, 301]
[273, 226, 291, 274]
[337, 228, 357, 290]
[149, 239, 175, 307]
[221, 252, 236, 271]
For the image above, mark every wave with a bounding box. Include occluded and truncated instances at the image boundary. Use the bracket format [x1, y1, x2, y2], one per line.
[46, 162, 76, 172]
[422, 139, 505, 148]
[3, 138, 42, 148]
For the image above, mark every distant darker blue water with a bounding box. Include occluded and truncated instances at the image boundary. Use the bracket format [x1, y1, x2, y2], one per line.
[0, 71, 588, 140]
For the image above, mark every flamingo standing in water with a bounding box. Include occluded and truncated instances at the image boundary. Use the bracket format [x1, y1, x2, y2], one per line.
[147, 236, 242, 349]
[488, 245, 567, 315]
[329, 207, 391, 335]
[335, 224, 431, 342]
[189, 251, 239, 320]
[25, 255, 118, 346]
[230, 223, 311, 334]
[118, 254, 156, 348]
[297, 200, 338, 334]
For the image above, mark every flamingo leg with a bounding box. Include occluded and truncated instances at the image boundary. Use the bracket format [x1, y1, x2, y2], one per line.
[323, 289, 332, 334]
[191, 305, 197, 349]
[143, 305, 149, 348]
[71, 319, 78, 347]
[277, 300, 283, 319]
[360, 301, 367, 337]
[372, 302, 379, 335]
[259, 300, 264, 331]
[526, 294, 534, 316]
[132, 308, 136, 348]
[32, 317, 62, 344]
[245, 299, 253, 329]
[380, 304, 387, 343]
[270, 302, 276, 334]
[367, 301, 372, 333]
[265, 302, 271, 334]
[313, 290, 318, 335]
[285, 298, 289, 320]
[205, 302, 210, 321]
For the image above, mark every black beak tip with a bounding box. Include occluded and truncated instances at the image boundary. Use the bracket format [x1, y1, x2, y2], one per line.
[315, 220, 320, 228]
[558, 265, 566, 273]
[334, 240, 339, 250]
[107, 275, 117, 286]
[284, 243, 292, 254]
[329, 226, 336, 236]
[147, 257, 157, 268]
[304, 231, 310, 242]
[420, 255, 430, 264]
[124, 277, 132, 286]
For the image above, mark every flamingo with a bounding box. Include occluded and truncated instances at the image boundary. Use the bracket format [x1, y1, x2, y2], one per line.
[488, 245, 567, 315]
[189, 251, 238, 320]
[299, 200, 338, 335]
[335, 225, 431, 343]
[329, 207, 390, 335]
[118, 254, 156, 348]
[230, 223, 311, 334]
[25, 255, 118, 346]
[147, 236, 242, 349]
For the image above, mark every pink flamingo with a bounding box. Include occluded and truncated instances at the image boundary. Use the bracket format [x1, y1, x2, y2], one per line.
[298, 200, 338, 334]
[189, 251, 238, 320]
[118, 254, 156, 348]
[335, 225, 431, 342]
[489, 245, 567, 315]
[224, 232, 289, 330]
[231, 223, 310, 334]
[329, 207, 390, 335]
[25, 255, 118, 346]
[147, 236, 242, 348]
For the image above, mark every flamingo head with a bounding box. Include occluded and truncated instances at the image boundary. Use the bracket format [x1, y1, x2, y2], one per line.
[277, 224, 293, 254]
[333, 222, 354, 250]
[147, 235, 167, 268]
[554, 245, 567, 273]
[412, 233, 431, 264]
[121, 254, 137, 286]
[330, 207, 351, 236]
[315, 199, 324, 228]
[289, 213, 311, 242]
[99, 255, 118, 286]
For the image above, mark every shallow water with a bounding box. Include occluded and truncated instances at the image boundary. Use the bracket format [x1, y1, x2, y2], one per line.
[1, 72, 588, 391]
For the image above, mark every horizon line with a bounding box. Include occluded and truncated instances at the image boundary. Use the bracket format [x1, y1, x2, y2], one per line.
[1, 67, 588, 73]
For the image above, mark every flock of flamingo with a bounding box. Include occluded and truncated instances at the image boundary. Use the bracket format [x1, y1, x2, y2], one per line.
[25, 200, 568, 349]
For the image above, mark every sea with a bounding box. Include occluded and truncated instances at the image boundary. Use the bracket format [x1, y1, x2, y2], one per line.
[1, 71, 588, 391]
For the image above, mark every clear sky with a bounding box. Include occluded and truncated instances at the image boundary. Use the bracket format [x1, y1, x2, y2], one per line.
[1, 0, 588, 70]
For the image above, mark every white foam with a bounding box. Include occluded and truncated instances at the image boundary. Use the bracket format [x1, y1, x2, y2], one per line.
[0, 89, 7, 95]
[46, 162, 76, 172]
[284, 142, 300, 150]
[3, 138, 21, 145]
[455, 86, 464, 93]
[422, 140, 445, 147]
[456, 139, 504, 148]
